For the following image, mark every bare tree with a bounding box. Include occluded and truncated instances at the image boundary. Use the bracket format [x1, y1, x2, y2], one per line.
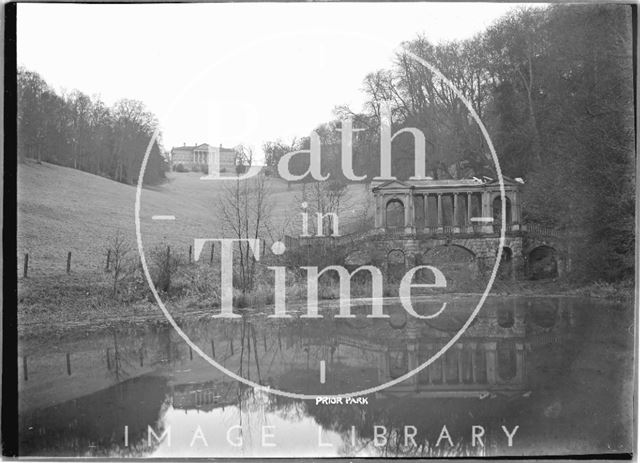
[109, 230, 130, 297]
[298, 179, 349, 236]
[217, 174, 274, 293]
[234, 144, 254, 175]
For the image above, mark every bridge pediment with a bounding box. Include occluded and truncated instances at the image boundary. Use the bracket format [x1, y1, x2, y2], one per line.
[484, 176, 523, 187]
[372, 180, 412, 192]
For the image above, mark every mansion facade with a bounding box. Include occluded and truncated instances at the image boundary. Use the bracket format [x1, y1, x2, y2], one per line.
[170, 143, 237, 172]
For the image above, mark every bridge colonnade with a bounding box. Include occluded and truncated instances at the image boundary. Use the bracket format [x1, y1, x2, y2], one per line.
[373, 178, 522, 235]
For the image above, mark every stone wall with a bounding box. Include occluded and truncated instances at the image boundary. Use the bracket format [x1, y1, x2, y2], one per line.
[345, 235, 528, 281]
[296, 228, 568, 282]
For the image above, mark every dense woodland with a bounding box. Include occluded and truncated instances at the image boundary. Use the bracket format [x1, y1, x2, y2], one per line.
[264, 4, 635, 282]
[17, 69, 168, 185]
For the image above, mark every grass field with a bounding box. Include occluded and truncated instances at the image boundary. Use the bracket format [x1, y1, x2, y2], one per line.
[17, 161, 371, 277]
[16, 161, 375, 333]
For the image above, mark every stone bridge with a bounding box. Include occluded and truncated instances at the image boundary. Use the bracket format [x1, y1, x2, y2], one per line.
[285, 223, 568, 282]
[283, 177, 571, 282]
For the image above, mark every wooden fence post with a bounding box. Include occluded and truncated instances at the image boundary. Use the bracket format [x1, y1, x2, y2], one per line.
[188, 245, 192, 263]
[23, 356, 28, 381]
[105, 249, 111, 271]
[66, 353, 71, 375]
[106, 348, 111, 370]
[66, 252, 72, 274]
[210, 243, 215, 264]
[211, 339, 216, 358]
[23, 254, 29, 278]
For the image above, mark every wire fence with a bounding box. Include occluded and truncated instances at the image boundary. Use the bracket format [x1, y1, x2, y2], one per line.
[18, 239, 274, 279]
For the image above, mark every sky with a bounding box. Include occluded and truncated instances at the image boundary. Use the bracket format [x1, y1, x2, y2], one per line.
[18, 2, 537, 162]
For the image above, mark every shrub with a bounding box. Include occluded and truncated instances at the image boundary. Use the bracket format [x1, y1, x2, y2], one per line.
[107, 231, 131, 298]
[148, 244, 182, 295]
[174, 163, 187, 172]
[178, 263, 220, 303]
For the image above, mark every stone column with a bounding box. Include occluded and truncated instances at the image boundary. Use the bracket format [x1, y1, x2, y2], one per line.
[481, 191, 493, 234]
[440, 350, 448, 384]
[484, 342, 497, 384]
[453, 193, 459, 228]
[557, 254, 565, 278]
[437, 194, 443, 229]
[404, 194, 414, 232]
[409, 194, 415, 229]
[379, 349, 390, 382]
[469, 342, 478, 384]
[511, 192, 521, 230]
[407, 343, 418, 386]
[423, 193, 428, 230]
[426, 344, 436, 384]
[481, 191, 490, 218]
[467, 193, 472, 228]
[515, 343, 525, 382]
[374, 195, 382, 228]
[455, 344, 464, 383]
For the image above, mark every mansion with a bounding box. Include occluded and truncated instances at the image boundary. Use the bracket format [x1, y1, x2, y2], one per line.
[170, 143, 238, 172]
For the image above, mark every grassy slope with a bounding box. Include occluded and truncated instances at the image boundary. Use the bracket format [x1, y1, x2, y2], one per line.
[18, 161, 370, 276]
[16, 161, 372, 334]
[17, 163, 364, 277]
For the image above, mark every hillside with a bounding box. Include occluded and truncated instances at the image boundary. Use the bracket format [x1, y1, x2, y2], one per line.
[17, 161, 371, 277]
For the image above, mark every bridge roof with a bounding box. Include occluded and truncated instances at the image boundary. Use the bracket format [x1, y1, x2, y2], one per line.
[371, 176, 522, 192]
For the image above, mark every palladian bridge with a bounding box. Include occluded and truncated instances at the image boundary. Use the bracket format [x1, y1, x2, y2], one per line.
[285, 177, 568, 283]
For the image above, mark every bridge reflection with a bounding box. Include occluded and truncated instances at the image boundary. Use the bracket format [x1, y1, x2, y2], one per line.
[18, 296, 631, 458]
[164, 298, 577, 404]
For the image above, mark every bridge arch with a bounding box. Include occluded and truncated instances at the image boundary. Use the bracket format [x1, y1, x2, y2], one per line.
[497, 246, 514, 279]
[388, 348, 408, 379]
[423, 244, 476, 262]
[527, 245, 558, 279]
[497, 305, 515, 328]
[529, 301, 558, 328]
[422, 244, 477, 285]
[344, 250, 372, 267]
[385, 199, 404, 229]
[490, 191, 517, 219]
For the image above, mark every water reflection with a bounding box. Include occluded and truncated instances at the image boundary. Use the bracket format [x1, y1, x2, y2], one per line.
[18, 296, 633, 457]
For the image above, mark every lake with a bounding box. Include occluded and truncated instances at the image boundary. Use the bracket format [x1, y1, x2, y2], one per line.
[17, 296, 634, 457]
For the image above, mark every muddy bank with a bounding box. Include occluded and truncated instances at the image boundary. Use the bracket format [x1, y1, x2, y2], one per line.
[17, 276, 633, 340]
